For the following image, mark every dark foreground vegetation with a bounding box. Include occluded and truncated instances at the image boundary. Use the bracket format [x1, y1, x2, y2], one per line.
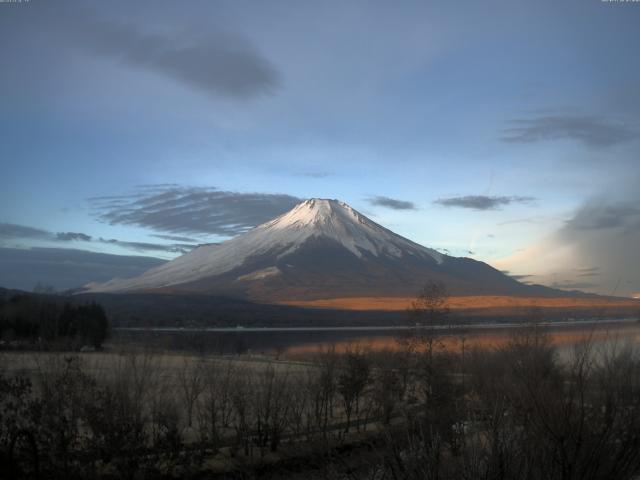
[2, 326, 640, 480]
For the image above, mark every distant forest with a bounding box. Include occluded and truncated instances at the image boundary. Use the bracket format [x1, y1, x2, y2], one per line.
[0, 292, 109, 349]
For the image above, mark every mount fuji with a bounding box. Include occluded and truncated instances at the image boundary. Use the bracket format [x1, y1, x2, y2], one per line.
[88, 198, 558, 301]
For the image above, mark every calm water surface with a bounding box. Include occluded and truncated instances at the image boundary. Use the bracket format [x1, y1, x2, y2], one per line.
[114, 319, 640, 357]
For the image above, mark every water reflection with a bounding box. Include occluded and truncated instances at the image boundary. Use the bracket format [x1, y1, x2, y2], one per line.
[284, 323, 640, 356]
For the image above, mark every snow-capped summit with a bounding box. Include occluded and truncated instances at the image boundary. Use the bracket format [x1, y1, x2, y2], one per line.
[88, 198, 533, 300]
[259, 198, 443, 262]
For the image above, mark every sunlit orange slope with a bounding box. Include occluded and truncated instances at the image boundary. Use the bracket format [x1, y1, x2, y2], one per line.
[279, 295, 640, 312]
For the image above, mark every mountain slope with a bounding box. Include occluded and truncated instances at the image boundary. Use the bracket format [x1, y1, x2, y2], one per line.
[88, 198, 570, 300]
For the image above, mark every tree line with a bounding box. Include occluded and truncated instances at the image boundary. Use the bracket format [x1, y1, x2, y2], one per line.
[0, 294, 109, 349]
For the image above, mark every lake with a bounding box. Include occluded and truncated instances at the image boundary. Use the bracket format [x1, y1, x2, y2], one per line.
[113, 318, 640, 357]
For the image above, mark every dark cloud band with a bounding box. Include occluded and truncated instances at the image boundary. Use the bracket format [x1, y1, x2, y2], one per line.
[0, 247, 166, 291]
[0, 221, 194, 255]
[89, 185, 303, 237]
[0, 223, 50, 240]
[368, 196, 417, 210]
[56, 232, 92, 242]
[434, 195, 535, 211]
[7, 1, 280, 100]
[502, 114, 638, 147]
[151, 234, 201, 243]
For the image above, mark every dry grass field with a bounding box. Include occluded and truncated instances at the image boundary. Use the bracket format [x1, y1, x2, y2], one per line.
[280, 295, 640, 312]
[5, 328, 640, 479]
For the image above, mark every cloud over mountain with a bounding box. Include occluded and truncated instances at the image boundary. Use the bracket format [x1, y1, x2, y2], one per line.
[90, 185, 303, 237]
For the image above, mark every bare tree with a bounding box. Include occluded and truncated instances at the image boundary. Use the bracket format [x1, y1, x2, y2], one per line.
[315, 347, 338, 439]
[288, 370, 311, 439]
[252, 365, 291, 455]
[177, 356, 205, 428]
[230, 367, 253, 457]
[82, 352, 162, 480]
[371, 360, 404, 426]
[407, 280, 450, 359]
[337, 347, 370, 432]
[197, 360, 235, 452]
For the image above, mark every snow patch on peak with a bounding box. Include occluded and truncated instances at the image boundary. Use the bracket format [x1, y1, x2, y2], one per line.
[257, 198, 443, 263]
[264, 198, 358, 230]
[237, 266, 281, 282]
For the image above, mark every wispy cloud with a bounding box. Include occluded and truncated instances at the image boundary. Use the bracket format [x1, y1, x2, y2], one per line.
[90, 185, 303, 237]
[299, 171, 333, 179]
[150, 234, 200, 243]
[368, 196, 417, 210]
[0, 221, 194, 255]
[98, 238, 194, 255]
[502, 114, 638, 147]
[434, 195, 535, 211]
[551, 281, 600, 290]
[576, 267, 600, 277]
[497, 216, 548, 226]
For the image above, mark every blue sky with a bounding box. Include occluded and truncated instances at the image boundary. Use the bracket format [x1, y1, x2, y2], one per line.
[1, 0, 639, 296]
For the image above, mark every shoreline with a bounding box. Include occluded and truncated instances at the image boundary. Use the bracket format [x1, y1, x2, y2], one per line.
[115, 317, 638, 334]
